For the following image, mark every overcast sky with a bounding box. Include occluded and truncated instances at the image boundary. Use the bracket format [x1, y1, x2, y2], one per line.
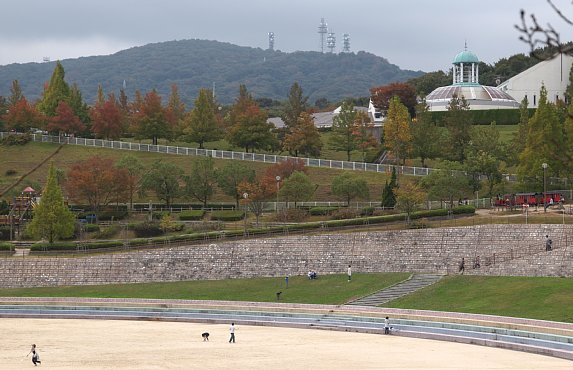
[1, 1, 573, 72]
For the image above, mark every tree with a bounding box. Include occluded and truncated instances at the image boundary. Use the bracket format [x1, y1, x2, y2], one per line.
[227, 85, 278, 152]
[384, 96, 412, 165]
[518, 85, 564, 183]
[444, 94, 472, 162]
[183, 88, 221, 148]
[421, 161, 471, 213]
[166, 83, 187, 139]
[66, 156, 129, 214]
[37, 61, 71, 117]
[116, 154, 145, 211]
[509, 96, 530, 165]
[8, 80, 23, 106]
[46, 101, 84, 135]
[395, 181, 427, 224]
[216, 162, 256, 208]
[185, 157, 217, 207]
[282, 112, 322, 157]
[2, 97, 45, 132]
[140, 160, 184, 208]
[264, 158, 307, 181]
[331, 172, 369, 206]
[370, 82, 417, 117]
[27, 163, 75, 243]
[281, 82, 309, 130]
[465, 149, 502, 196]
[329, 101, 357, 161]
[132, 90, 170, 145]
[91, 94, 123, 139]
[381, 167, 398, 208]
[68, 83, 90, 125]
[279, 171, 315, 207]
[351, 111, 378, 162]
[411, 102, 443, 167]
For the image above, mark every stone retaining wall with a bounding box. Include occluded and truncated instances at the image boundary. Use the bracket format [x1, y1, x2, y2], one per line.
[0, 224, 571, 288]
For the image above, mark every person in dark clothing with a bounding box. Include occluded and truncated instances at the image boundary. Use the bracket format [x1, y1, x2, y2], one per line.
[28, 344, 41, 366]
[545, 235, 553, 251]
[459, 258, 465, 274]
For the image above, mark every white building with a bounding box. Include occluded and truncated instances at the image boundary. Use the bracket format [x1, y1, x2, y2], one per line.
[498, 53, 573, 108]
[426, 48, 520, 111]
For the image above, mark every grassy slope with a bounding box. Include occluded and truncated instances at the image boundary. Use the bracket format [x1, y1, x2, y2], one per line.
[385, 275, 573, 323]
[0, 273, 410, 305]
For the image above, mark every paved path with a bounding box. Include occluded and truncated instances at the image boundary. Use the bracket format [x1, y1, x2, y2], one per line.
[347, 273, 443, 306]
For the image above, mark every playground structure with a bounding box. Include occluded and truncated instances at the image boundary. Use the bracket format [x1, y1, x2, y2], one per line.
[0, 187, 37, 240]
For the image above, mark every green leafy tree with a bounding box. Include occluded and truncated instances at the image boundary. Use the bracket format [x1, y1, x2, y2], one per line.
[283, 112, 322, 157]
[508, 96, 530, 166]
[465, 149, 502, 196]
[395, 181, 427, 224]
[384, 96, 412, 165]
[166, 83, 187, 139]
[411, 102, 443, 167]
[331, 172, 369, 206]
[518, 85, 565, 184]
[421, 161, 470, 213]
[279, 171, 315, 207]
[444, 94, 472, 162]
[227, 85, 278, 152]
[185, 157, 217, 207]
[37, 61, 71, 117]
[68, 83, 90, 125]
[183, 88, 221, 149]
[8, 80, 23, 106]
[140, 160, 184, 207]
[329, 101, 357, 161]
[216, 162, 256, 208]
[281, 82, 308, 130]
[27, 163, 75, 243]
[381, 167, 398, 208]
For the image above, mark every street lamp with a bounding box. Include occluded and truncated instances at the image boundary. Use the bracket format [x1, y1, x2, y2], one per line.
[542, 163, 548, 213]
[243, 192, 249, 235]
[275, 176, 281, 213]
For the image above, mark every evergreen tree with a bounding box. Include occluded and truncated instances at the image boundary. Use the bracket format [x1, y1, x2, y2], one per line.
[68, 83, 90, 125]
[27, 163, 75, 243]
[411, 101, 443, 167]
[381, 167, 398, 207]
[445, 94, 472, 162]
[37, 61, 71, 116]
[281, 82, 308, 130]
[509, 96, 530, 165]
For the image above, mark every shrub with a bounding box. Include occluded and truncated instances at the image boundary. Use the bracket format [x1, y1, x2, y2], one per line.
[179, 210, 206, 221]
[30, 240, 123, 251]
[5, 169, 17, 176]
[94, 225, 122, 239]
[1, 133, 32, 146]
[160, 214, 185, 232]
[331, 208, 360, 220]
[360, 207, 375, 216]
[210, 210, 245, 221]
[275, 208, 309, 222]
[0, 226, 14, 240]
[186, 221, 223, 232]
[97, 210, 128, 221]
[133, 221, 165, 237]
[309, 206, 340, 216]
[82, 224, 100, 233]
[0, 242, 13, 250]
[152, 211, 170, 220]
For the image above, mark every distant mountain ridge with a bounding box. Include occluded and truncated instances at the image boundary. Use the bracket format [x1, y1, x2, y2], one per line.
[0, 39, 422, 106]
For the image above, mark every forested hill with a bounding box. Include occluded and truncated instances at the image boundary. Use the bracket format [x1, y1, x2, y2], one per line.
[0, 39, 423, 105]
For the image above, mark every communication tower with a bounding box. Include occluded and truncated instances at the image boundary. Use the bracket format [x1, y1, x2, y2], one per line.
[268, 32, 275, 51]
[342, 34, 350, 53]
[327, 32, 336, 53]
[318, 18, 328, 53]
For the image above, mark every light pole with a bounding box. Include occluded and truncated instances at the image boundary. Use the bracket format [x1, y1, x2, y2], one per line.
[542, 163, 548, 213]
[275, 176, 281, 213]
[243, 192, 248, 235]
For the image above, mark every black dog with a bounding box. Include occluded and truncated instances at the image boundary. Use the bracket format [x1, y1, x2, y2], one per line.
[202, 332, 209, 341]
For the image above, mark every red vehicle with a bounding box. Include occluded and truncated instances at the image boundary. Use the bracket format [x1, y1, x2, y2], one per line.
[494, 191, 563, 207]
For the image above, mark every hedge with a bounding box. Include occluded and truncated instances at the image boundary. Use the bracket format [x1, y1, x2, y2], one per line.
[133, 222, 165, 237]
[179, 210, 205, 221]
[0, 242, 13, 250]
[30, 240, 123, 251]
[83, 224, 100, 233]
[430, 108, 532, 125]
[210, 210, 245, 221]
[309, 206, 340, 216]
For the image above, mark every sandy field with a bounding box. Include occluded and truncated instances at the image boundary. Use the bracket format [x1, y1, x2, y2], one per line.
[0, 318, 571, 369]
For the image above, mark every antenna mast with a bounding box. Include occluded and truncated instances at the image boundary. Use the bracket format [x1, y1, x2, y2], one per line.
[342, 34, 350, 53]
[327, 31, 336, 53]
[318, 18, 328, 53]
[268, 32, 275, 51]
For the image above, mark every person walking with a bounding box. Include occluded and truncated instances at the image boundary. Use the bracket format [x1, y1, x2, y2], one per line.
[545, 235, 553, 251]
[384, 316, 390, 335]
[347, 265, 352, 282]
[27, 344, 41, 366]
[459, 258, 465, 274]
[229, 322, 236, 343]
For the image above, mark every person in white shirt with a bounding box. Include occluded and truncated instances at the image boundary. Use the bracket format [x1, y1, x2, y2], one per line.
[229, 323, 236, 343]
[347, 265, 352, 282]
[384, 317, 390, 334]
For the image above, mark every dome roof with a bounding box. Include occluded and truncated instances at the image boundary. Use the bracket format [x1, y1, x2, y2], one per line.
[426, 84, 520, 111]
[453, 50, 479, 64]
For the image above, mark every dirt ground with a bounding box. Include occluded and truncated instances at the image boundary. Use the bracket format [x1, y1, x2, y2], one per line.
[1, 318, 571, 369]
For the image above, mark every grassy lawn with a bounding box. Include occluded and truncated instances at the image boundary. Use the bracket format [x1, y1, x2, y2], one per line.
[0, 272, 410, 305]
[385, 275, 573, 323]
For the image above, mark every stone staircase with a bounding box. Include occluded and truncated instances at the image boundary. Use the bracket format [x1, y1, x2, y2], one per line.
[346, 273, 444, 307]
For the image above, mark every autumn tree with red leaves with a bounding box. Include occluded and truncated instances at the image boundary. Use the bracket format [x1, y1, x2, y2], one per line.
[65, 156, 129, 214]
[237, 175, 276, 226]
[2, 97, 45, 132]
[47, 101, 84, 135]
[91, 94, 124, 140]
[370, 82, 417, 117]
[264, 158, 307, 182]
[131, 90, 171, 145]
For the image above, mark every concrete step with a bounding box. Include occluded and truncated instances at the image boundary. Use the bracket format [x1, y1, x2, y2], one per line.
[347, 274, 443, 307]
